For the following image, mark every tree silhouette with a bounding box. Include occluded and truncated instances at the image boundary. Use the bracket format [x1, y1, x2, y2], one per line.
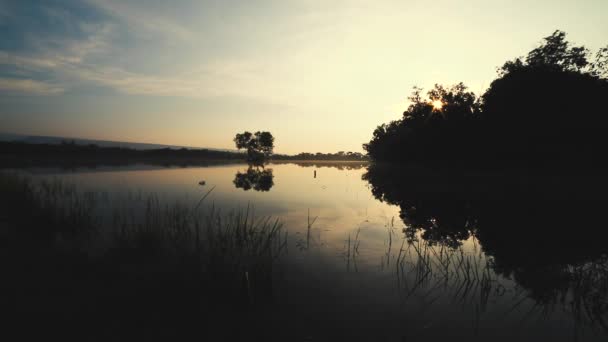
[525, 30, 588, 72]
[363, 83, 481, 163]
[234, 131, 275, 163]
[364, 31, 608, 167]
[483, 30, 608, 166]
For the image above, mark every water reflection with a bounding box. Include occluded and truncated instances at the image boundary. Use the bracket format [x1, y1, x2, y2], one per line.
[233, 165, 274, 192]
[276, 160, 368, 170]
[16, 162, 608, 339]
[364, 164, 608, 328]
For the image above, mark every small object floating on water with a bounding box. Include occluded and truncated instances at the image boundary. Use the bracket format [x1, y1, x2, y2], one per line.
[198, 180, 206, 186]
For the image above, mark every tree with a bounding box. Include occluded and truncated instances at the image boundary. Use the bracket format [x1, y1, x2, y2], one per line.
[525, 30, 589, 72]
[482, 30, 608, 165]
[363, 83, 481, 163]
[234, 131, 275, 163]
[590, 46, 608, 78]
[364, 30, 608, 167]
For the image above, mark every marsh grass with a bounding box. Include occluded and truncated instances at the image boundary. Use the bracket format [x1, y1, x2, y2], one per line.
[388, 230, 608, 335]
[0, 171, 288, 339]
[0, 172, 105, 248]
[0, 172, 286, 271]
[380, 216, 398, 270]
[108, 198, 288, 309]
[344, 227, 361, 272]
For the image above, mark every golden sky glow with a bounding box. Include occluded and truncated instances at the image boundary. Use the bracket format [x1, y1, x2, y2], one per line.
[1, 1, 607, 153]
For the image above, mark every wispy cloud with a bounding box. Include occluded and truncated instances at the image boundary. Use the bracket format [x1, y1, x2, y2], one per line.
[0, 1, 243, 99]
[85, 0, 195, 42]
[0, 78, 64, 95]
[0, 23, 112, 70]
[66, 60, 291, 101]
[0, 48, 274, 99]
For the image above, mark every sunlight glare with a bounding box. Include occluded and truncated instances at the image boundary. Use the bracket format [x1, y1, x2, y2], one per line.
[431, 100, 443, 110]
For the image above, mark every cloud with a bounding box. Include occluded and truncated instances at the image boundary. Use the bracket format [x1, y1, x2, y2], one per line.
[0, 10, 293, 102]
[66, 60, 288, 101]
[0, 78, 64, 95]
[85, 0, 195, 43]
[0, 0, 433, 108]
[0, 22, 111, 70]
[0, 1, 220, 99]
[0, 52, 59, 70]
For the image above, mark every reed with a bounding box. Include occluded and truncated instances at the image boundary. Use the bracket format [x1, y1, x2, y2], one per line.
[388, 230, 608, 334]
[0, 171, 287, 309]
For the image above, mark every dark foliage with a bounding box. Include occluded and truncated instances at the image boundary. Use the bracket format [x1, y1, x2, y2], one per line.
[234, 131, 275, 163]
[483, 31, 608, 166]
[364, 31, 608, 167]
[363, 83, 481, 164]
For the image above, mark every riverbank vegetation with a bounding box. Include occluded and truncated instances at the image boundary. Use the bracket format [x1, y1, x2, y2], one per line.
[0, 172, 287, 340]
[0, 140, 246, 168]
[0, 140, 368, 169]
[364, 31, 608, 168]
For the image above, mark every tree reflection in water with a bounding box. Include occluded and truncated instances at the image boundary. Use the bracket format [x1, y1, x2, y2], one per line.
[233, 164, 274, 192]
[363, 164, 608, 330]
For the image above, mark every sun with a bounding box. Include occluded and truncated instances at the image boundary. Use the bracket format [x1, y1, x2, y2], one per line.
[431, 100, 443, 110]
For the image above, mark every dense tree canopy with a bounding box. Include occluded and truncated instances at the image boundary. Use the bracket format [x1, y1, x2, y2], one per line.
[234, 131, 275, 163]
[364, 31, 608, 167]
[482, 30, 608, 165]
[363, 83, 481, 163]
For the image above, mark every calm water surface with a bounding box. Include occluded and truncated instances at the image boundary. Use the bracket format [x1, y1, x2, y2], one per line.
[21, 162, 608, 341]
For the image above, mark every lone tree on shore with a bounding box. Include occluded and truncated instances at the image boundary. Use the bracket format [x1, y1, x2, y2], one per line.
[234, 131, 275, 163]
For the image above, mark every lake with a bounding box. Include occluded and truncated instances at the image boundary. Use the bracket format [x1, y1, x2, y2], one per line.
[13, 161, 608, 341]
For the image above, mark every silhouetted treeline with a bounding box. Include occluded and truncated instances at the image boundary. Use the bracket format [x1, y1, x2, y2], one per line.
[364, 31, 608, 168]
[0, 141, 370, 168]
[0, 140, 246, 168]
[281, 161, 368, 170]
[274, 151, 368, 161]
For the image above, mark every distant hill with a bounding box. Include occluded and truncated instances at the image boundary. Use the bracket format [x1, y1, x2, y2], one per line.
[0, 132, 236, 152]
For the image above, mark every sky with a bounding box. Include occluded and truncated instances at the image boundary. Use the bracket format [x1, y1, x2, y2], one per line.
[0, 0, 607, 154]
